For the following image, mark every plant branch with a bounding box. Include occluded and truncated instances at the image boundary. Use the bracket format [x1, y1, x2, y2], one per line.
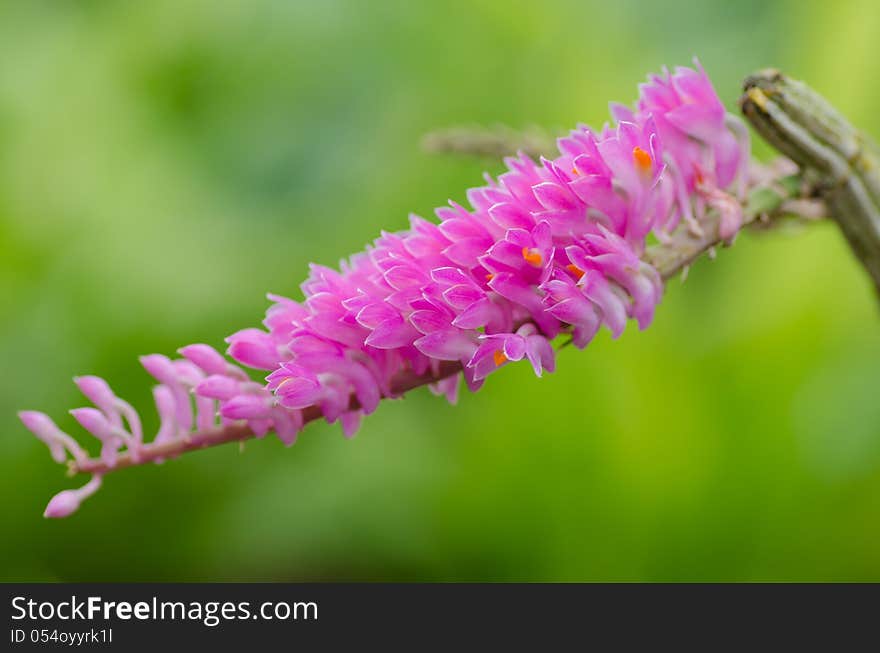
[422, 125, 558, 160]
[741, 69, 880, 297]
[644, 173, 806, 276]
[69, 361, 464, 476]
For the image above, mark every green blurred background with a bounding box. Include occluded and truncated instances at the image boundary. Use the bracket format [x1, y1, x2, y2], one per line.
[2, 0, 879, 581]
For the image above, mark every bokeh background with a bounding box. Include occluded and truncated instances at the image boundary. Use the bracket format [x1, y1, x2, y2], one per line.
[2, 0, 879, 582]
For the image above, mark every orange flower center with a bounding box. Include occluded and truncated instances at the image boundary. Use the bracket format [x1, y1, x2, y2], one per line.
[632, 146, 652, 173]
[522, 247, 543, 267]
[565, 264, 585, 280]
[493, 350, 508, 367]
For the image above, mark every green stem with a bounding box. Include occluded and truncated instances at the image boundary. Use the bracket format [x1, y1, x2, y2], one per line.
[644, 175, 804, 278]
[741, 70, 880, 297]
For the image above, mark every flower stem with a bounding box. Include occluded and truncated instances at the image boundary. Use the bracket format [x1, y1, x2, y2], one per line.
[69, 361, 464, 476]
[644, 173, 805, 277]
[422, 125, 557, 160]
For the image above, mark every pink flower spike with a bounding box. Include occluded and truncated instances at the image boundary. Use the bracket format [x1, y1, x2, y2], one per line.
[19, 62, 754, 520]
[44, 475, 102, 518]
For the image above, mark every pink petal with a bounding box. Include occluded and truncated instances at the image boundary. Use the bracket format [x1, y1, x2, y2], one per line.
[365, 316, 418, 349]
[414, 330, 476, 361]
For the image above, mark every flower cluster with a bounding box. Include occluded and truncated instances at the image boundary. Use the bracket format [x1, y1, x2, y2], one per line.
[20, 61, 749, 516]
